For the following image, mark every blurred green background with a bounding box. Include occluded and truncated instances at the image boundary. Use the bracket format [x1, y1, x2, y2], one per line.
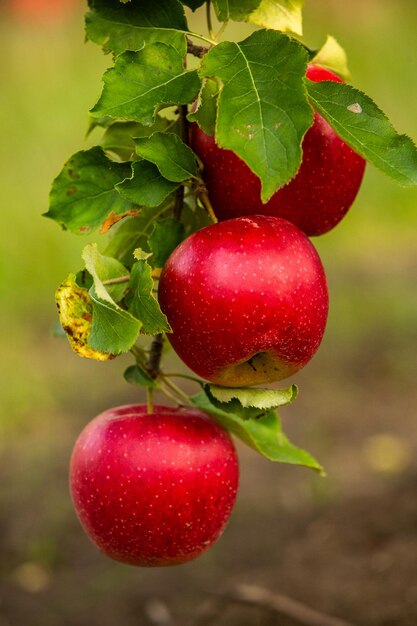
[1, 1, 416, 625]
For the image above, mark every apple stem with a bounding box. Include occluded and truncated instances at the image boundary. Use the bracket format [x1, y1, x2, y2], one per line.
[147, 388, 154, 414]
[161, 376, 192, 406]
[163, 372, 202, 384]
[198, 187, 218, 223]
[158, 381, 186, 405]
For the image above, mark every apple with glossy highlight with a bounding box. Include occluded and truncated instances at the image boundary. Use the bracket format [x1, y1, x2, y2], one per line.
[158, 215, 329, 387]
[70, 405, 239, 567]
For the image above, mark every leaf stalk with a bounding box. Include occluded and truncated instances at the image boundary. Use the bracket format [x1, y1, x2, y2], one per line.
[206, 1, 215, 41]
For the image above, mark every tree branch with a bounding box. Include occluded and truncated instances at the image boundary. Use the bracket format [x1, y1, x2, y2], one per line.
[147, 334, 164, 380]
[173, 105, 189, 221]
[187, 38, 209, 58]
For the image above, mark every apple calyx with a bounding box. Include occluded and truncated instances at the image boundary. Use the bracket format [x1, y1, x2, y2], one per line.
[207, 350, 297, 388]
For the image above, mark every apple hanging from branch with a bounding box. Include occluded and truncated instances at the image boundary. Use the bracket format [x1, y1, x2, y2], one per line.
[190, 65, 366, 236]
[70, 404, 239, 567]
[159, 216, 329, 387]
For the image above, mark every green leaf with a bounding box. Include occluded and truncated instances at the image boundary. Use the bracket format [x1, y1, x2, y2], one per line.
[55, 274, 114, 361]
[135, 133, 198, 182]
[248, 0, 304, 35]
[91, 43, 201, 125]
[124, 364, 156, 388]
[82, 243, 129, 302]
[192, 388, 323, 473]
[128, 260, 171, 335]
[86, 114, 114, 137]
[187, 78, 219, 136]
[213, 0, 261, 21]
[75, 268, 94, 291]
[85, 0, 188, 56]
[148, 218, 185, 267]
[88, 288, 141, 354]
[81, 244, 140, 354]
[101, 117, 172, 161]
[200, 30, 313, 202]
[117, 160, 180, 207]
[104, 204, 172, 266]
[306, 80, 417, 186]
[45, 147, 134, 235]
[100, 122, 137, 161]
[311, 35, 351, 81]
[209, 383, 298, 409]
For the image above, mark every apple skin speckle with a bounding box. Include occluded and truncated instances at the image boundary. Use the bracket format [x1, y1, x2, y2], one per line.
[158, 215, 329, 387]
[70, 405, 239, 567]
[190, 65, 366, 237]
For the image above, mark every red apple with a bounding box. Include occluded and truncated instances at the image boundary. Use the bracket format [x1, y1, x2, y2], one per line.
[70, 404, 239, 567]
[158, 216, 328, 387]
[190, 65, 366, 236]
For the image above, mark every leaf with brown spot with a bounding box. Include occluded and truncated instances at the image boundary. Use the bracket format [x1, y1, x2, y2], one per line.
[45, 147, 134, 234]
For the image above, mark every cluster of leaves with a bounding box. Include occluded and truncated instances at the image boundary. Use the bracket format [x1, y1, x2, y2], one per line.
[46, 0, 417, 471]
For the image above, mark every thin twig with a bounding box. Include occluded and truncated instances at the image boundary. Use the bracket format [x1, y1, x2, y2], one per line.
[212, 584, 359, 626]
[187, 598, 229, 626]
[215, 20, 229, 41]
[185, 30, 216, 46]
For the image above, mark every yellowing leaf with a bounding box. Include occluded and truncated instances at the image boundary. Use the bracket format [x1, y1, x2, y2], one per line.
[55, 275, 113, 361]
[248, 0, 304, 36]
[312, 35, 351, 82]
